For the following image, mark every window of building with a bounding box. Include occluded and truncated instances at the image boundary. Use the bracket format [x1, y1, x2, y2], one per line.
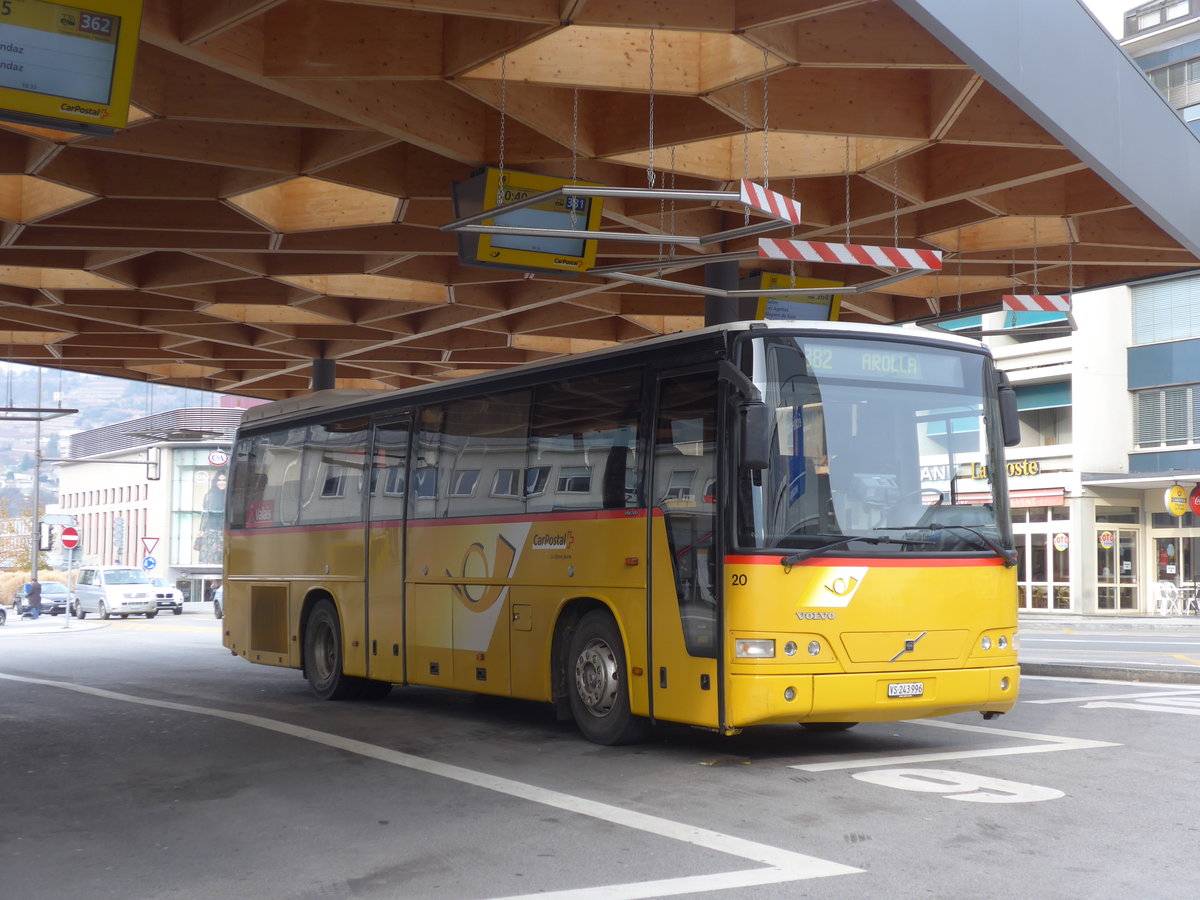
[1167, 1, 1191, 21]
[1135, 385, 1200, 446]
[555, 466, 592, 494]
[492, 468, 520, 498]
[1138, 9, 1163, 29]
[1132, 276, 1200, 344]
[1013, 382, 1072, 447]
[449, 469, 480, 497]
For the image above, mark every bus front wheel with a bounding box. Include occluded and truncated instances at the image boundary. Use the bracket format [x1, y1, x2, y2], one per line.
[566, 610, 648, 745]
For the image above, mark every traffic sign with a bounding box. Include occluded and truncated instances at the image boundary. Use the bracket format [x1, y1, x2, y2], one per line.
[60, 526, 80, 549]
[143, 556, 157, 570]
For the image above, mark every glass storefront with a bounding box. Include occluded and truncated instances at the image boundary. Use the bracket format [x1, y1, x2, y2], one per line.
[1096, 506, 1140, 612]
[1014, 504, 1071, 610]
[171, 449, 227, 569]
[1150, 511, 1200, 610]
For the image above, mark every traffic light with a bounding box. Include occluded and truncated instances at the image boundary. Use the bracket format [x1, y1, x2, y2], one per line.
[39, 522, 54, 552]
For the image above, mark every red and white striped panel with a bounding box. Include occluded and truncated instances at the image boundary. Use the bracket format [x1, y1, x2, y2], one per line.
[740, 180, 803, 226]
[758, 238, 942, 270]
[1002, 294, 1072, 312]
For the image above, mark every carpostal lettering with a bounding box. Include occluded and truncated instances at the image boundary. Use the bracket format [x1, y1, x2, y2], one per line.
[60, 103, 107, 119]
[552, 257, 582, 267]
[531, 531, 573, 550]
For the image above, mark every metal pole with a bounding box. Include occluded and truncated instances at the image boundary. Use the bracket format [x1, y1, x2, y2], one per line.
[29, 368, 41, 592]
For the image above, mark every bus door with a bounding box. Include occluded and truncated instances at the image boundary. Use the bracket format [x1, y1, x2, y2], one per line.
[649, 370, 721, 727]
[366, 415, 411, 684]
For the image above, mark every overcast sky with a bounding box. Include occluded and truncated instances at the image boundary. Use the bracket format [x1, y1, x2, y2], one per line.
[1081, 0, 1130, 37]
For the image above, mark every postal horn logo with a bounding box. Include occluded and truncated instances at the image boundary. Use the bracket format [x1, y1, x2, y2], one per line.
[447, 535, 517, 613]
[797, 566, 868, 609]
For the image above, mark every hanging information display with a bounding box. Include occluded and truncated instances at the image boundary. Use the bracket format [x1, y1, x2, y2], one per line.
[748, 274, 842, 321]
[451, 167, 604, 274]
[0, 0, 142, 135]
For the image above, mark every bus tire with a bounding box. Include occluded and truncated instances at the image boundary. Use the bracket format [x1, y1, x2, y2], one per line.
[303, 600, 360, 701]
[566, 610, 648, 745]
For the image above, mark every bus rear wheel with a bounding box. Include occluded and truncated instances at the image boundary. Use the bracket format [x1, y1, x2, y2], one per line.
[566, 610, 648, 746]
[303, 600, 391, 701]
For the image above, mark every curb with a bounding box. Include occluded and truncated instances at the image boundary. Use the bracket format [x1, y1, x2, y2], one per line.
[1022, 662, 1200, 685]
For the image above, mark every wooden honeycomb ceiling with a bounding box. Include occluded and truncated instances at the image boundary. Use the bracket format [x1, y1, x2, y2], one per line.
[0, 0, 1196, 400]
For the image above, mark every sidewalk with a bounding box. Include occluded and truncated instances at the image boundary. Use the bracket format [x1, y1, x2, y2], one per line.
[1020, 612, 1200, 632]
[1019, 611, 1200, 685]
[0, 601, 216, 636]
[0, 613, 107, 635]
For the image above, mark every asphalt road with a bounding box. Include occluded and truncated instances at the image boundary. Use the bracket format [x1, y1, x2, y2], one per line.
[2, 610, 1199, 899]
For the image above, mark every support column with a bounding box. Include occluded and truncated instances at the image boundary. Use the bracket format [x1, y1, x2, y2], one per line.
[703, 260, 749, 326]
[311, 358, 336, 392]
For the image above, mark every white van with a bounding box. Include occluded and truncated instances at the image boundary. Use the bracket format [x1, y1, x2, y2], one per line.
[72, 566, 158, 619]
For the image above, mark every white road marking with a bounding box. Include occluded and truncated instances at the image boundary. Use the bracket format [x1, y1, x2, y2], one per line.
[1083, 699, 1200, 716]
[1026, 688, 1200, 705]
[0, 672, 860, 897]
[790, 718, 1118, 772]
[852, 768, 1063, 803]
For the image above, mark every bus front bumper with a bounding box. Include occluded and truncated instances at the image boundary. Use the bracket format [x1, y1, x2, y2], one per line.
[727, 664, 1020, 728]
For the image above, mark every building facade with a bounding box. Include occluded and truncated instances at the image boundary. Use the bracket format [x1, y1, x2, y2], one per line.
[55, 406, 247, 604]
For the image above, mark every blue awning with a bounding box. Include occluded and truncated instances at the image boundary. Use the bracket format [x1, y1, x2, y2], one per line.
[1016, 382, 1071, 411]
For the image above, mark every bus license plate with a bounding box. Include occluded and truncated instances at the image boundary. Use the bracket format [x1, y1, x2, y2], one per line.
[887, 681, 924, 698]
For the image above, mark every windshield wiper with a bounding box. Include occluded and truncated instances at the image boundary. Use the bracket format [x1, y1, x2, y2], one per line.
[874, 524, 1016, 567]
[780, 533, 935, 569]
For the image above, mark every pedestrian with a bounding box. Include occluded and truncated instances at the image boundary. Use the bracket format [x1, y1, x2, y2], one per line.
[24, 580, 42, 620]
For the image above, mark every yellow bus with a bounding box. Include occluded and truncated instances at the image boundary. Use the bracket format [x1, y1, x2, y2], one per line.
[222, 321, 1021, 744]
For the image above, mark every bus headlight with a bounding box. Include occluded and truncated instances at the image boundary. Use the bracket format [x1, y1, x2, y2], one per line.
[808, 641, 822, 656]
[735, 639, 775, 658]
[783, 641, 798, 656]
[998, 635, 1008, 650]
[981, 636, 992, 651]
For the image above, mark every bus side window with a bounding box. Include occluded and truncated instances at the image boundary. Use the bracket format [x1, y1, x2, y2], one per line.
[529, 368, 643, 513]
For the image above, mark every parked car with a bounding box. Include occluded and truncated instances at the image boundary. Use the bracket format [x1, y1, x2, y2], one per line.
[71, 566, 157, 619]
[13, 582, 71, 616]
[148, 577, 185, 615]
[212, 585, 223, 619]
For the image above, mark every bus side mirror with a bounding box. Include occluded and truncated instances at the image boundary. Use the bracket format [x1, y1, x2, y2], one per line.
[739, 401, 770, 470]
[997, 372, 1021, 447]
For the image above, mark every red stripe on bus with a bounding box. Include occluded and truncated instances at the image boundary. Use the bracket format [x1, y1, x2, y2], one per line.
[724, 555, 1004, 568]
[230, 508, 652, 537]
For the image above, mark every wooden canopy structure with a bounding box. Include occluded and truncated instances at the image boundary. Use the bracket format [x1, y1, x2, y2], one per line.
[1, 0, 1198, 399]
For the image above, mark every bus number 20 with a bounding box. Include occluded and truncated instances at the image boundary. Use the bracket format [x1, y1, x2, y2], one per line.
[730, 573, 748, 586]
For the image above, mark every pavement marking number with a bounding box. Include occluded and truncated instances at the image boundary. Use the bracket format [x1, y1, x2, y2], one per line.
[852, 768, 1063, 804]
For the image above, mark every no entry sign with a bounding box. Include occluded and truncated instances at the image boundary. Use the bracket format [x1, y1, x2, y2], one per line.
[60, 526, 80, 549]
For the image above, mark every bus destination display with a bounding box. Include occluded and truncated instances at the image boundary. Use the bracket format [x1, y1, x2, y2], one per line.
[0, 1, 120, 105]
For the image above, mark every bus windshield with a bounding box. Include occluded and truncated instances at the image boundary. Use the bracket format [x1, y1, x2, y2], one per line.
[738, 334, 1012, 556]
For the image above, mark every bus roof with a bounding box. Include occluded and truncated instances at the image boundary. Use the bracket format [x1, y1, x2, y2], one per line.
[238, 320, 987, 429]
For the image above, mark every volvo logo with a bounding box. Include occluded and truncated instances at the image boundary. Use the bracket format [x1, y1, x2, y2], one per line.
[890, 631, 927, 663]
